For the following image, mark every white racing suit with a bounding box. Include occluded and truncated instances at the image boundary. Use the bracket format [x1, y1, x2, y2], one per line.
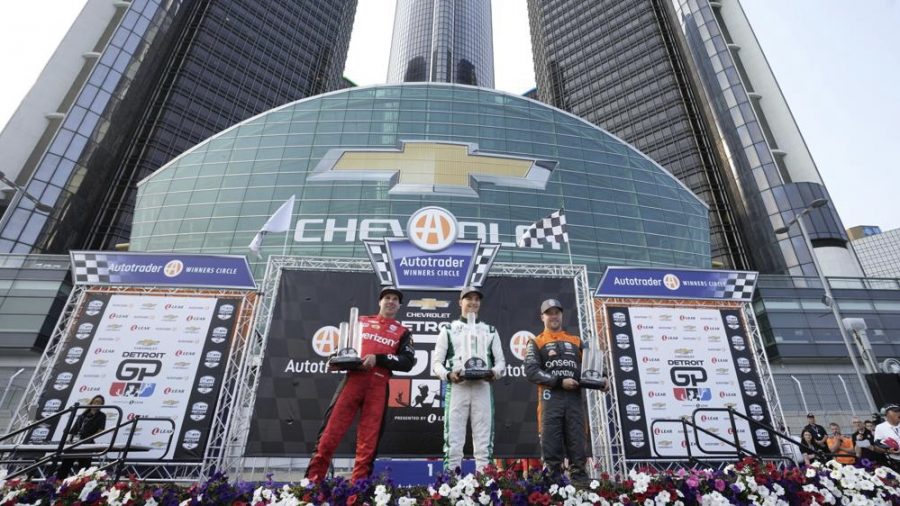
[432, 317, 506, 472]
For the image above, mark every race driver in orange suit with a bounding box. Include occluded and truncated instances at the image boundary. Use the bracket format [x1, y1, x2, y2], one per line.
[305, 286, 415, 482]
[524, 298, 601, 486]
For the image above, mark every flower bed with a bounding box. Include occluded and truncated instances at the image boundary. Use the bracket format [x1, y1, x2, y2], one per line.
[2, 458, 899, 505]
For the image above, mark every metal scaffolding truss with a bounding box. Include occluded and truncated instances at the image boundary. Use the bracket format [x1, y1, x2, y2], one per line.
[6, 284, 87, 435]
[221, 256, 610, 478]
[593, 297, 786, 475]
[6, 285, 258, 482]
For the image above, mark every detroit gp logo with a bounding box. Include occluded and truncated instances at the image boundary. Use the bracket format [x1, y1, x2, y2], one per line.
[615, 334, 630, 349]
[611, 312, 627, 327]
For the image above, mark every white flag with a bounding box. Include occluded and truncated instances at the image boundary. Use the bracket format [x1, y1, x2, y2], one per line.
[248, 195, 295, 258]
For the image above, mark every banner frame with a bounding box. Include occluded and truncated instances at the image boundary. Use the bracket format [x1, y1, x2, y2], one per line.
[222, 255, 614, 478]
[594, 296, 789, 474]
[7, 284, 258, 482]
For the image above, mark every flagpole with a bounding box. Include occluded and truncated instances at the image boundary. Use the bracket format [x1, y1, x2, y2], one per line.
[562, 206, 574, 266]
[281, 229, 290, 257]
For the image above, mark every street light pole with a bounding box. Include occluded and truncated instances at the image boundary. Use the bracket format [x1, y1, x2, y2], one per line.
[775, 198, 878, 413]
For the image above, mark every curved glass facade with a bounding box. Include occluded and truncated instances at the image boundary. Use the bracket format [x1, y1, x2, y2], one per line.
[131, 83, 711, 283]
[387, 0, 493, 87]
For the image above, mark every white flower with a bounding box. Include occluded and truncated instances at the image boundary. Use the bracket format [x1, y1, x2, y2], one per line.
[478, 491, 492, 505]
[144, 499, 159, 506]
[439, 483, 452, 497]
[590, 479, 600, 490]
[299, 477, 310, 488]
[644, 499, 655, 506]
[772, 483, 785, 496]
[807, 467, 819, 478]
[78, 480, 99, 501]
[550, 484, 560, 496]
[178, 500, 191, 506]
[565, 484, 576, 496]
[656, 490, 671, 504]
[398, 497, 417, 506]
[464, 484, 475, 496]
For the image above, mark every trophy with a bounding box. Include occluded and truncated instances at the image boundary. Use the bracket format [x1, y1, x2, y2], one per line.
[459, 312, 492, 380]
[580, 342, 608, 390]
[328, 307, 363, 370]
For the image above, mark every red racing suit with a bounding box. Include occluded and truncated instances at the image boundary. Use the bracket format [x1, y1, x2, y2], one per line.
[306, 314, 414, 482]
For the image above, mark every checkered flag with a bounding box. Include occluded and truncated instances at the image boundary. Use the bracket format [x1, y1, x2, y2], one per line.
[712, 271, 758, 301]
[517, 209, 569, 249]
[71, 252, 119, 285]
[468, 243, 500, 286]
[364, 241, 394, 285]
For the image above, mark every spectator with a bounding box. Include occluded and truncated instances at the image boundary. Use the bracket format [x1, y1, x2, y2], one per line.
[803, 413, 828, 447]
[799, 429, 825, 466]
[873, 404, 900, 472]
[852, 417, 875, 460]
[826, 422, 855, 465]
[56, 395, 107, 478]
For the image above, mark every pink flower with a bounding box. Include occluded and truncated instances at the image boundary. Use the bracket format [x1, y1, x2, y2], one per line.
[714, 479, 725, 492]
[686, 477, 699, 488]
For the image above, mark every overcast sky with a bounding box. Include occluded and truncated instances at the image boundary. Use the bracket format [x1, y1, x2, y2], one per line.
[1, 1, 896, 231]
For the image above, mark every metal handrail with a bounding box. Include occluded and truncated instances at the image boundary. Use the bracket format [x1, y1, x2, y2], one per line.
[0, 404, 175, 480]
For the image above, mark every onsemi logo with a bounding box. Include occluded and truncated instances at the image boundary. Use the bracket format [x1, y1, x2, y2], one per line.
[307, 140, 556, 197]
[163, 260, 184, 277]
[509, 331, 534, 361]
[663, 274, 680, 290]
[407, 207, 458, 252]
[312, 326, 340, 357]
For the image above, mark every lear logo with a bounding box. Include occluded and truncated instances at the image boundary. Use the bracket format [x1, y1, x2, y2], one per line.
[308, 140, 556, 197]
[663, 274, 680, 290]
[407, 298, 450, 311]
[510, 331, 534, 361]
[164, 260, 184, 277]
[407, 207, 458, 252]
[312, 326, 340, 357]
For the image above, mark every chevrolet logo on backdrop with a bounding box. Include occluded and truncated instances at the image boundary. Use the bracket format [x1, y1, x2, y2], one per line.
[308, 141, 557, 197]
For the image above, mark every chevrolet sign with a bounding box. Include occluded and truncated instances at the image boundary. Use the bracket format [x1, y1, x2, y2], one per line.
[307, 140, 556, 197]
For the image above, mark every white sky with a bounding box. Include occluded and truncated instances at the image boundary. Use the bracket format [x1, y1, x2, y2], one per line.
[1, 1, 896, 231]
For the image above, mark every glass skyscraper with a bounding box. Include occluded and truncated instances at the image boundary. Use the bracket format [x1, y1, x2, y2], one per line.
[387, 0, 494, 87]
[0, 0, 358, 254]
[527, 0, 861, 278]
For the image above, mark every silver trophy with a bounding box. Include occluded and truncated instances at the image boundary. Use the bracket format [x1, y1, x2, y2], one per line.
[328, 307, 364, 370]
[459, 312, 492, 380]
[580, 343, 607, 390]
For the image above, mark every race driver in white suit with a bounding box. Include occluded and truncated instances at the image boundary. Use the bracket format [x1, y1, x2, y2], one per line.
[432, 286, 506, 473]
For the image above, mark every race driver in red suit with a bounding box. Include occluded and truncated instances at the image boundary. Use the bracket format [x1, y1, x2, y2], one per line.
[305, 286, 415, 482]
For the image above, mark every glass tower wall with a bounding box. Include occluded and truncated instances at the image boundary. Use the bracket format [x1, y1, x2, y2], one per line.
[130, 83, 710, 284]
[0, 0, 358, 254]
[387, 0, 494, 87]
[527, 0, 851, 276]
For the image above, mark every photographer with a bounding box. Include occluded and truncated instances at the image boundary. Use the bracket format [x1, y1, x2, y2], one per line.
[56, 395, 106, 478]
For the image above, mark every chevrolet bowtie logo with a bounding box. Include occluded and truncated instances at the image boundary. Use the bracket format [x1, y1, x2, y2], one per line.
[407, 298, 450, 311]
[308, 141, 557, 197]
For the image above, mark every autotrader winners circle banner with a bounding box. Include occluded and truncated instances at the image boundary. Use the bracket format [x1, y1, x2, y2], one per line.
[247, 270, 579, 457]
[607, 305, 776, 459]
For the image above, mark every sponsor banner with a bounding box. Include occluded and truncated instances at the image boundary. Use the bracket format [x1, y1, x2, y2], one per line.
[246, 270, 577, 457]
[596, 268, 758, 301]
[386, 239, 477, 289]
[607, 305, 776, 459]
[70, 251, 255, 289]
[29, 293, 238, 460]
[364, 207, 499, 291]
